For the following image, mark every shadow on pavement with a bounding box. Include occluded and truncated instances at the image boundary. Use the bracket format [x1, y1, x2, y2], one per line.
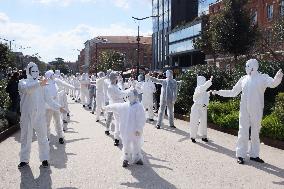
[20, 166, 52, 189]
[197, 141, 284, 184]
[49, 134, 89, 169]
[120, 151, 176, 189]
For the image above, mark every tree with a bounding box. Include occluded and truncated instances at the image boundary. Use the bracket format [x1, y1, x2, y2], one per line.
[210, 0, 258, 62]
[96, 50, 125, 72]
[194, 15, 219, 63]
[49, 57, 70, 75]
[0, 43, 16, 74]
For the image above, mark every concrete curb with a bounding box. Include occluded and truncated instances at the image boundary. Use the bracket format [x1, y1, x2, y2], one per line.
[175, 113, 284, 150]
[0, 124, 20, 143]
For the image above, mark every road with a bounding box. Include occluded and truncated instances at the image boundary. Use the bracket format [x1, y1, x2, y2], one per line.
[0, 98, 284, 189]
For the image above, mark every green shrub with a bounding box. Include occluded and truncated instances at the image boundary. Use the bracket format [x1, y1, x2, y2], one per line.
[0, 79, 10, 109]
[261, 93, 284, 140]
[208, 100, 240, 129]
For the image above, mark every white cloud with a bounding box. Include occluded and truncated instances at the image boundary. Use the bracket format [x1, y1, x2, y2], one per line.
[0, 12, 9, 23]
[113, 0, 129, 9]
[0, 12, 151, 62]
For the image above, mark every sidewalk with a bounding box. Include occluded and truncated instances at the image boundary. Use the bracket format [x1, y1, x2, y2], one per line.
[0, 99, 283, 189]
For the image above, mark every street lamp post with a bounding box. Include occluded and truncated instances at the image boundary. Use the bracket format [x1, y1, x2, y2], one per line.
[132, 16, 158, 79]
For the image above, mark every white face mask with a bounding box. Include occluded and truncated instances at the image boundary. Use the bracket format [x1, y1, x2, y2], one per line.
[166, 70, 173, 79]
[128, 91, 138, 104]
[30, 66, 39, 80]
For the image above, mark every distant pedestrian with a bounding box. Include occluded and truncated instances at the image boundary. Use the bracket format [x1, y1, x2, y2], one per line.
[6, 72, 20, 113]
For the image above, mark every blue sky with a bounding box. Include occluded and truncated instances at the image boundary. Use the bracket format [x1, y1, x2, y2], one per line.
[0, 0, 216, 62]
[0, 0, 152, 62]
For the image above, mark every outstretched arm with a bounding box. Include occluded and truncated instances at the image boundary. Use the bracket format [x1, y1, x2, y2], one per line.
[55, 78, 75, 90]
[214, 77, 243, 97]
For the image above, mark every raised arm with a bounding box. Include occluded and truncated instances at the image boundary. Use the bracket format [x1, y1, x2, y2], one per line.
[44, 87, 61, 111]
[18, 80, 41, 95]
[149, 76, 163, 84]
[264, 69, 283, 89]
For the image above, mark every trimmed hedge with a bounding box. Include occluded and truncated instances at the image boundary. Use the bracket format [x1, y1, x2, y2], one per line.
[207, 93, 284, 141]
[208, 100, 240, 130]
[261, 93, 284, 140]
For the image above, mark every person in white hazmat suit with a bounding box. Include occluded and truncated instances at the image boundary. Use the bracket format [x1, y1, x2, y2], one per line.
[149, 70, 177, 129]
[73, 73, 81, 102]
[104, 89, 146, 167]
[141, 74, 156, 121]
[189, 76, 213, 143]
[95, 72, 108, 121]
[80, 73, 90, 108]
[212, 59, 283, 164]
[18, 62, 65, 169]
[106, 72, 130, 146]
[45, 70, 75, 141]
[89, 75, 97, 113]
[54, 70, 71, 123]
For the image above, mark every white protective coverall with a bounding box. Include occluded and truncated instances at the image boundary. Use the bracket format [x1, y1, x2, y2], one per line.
[19, 62, 61, 162]
[96, 72, 107, 121]
[106, 72, 129, 139]
[80, 73, 90, 106]
[105, 89, 146, 164]
[45, 70, 74, 135]
[89, 75, 96, 111]
[73, 74, 81, 101]
[214, 59, 283, 158]
[141, 75, 156, 120]
[189, 76, 212, 139]
[150, 70, 177, 127]
[54, 70, 71, 122]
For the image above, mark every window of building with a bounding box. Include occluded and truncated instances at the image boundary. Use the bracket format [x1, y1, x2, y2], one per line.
[267, 4, 273, 20]
[252, 10, 257, 24]
[281, 0, 284, 16]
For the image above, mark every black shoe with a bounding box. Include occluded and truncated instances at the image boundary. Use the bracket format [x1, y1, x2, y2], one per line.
[72, 98, 75, 100]
[202, 138, 209, 142]
[191, 138, 196, 143]
[170, 125, 176, 128]
[96, 120, 99, 122]
[67, 113, 70, 117]
[42, 160, 49, 168]
[75, 100, 78, 102]
[105, 131, 110, 135]
[83, 105, 86, 108]
[59, 138, 64, 144]
[156, 125, 160, 129]
[63, 128, 66, 132]
[114, 139, 119, 146]
[63, 120, 68, 124]
[18, 162, 29, 169]
[88, 107, 92, 110]
[122, 160, 129, 167]
[136, 159, 143, 165]
[149, 119, 154, 122]
[91, 112, 94, 114]
[237, 157, 244, 164]
[250, 157, 265, 163]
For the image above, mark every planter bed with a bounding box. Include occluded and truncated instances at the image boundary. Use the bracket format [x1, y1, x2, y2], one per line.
[175, 113, 284, 150]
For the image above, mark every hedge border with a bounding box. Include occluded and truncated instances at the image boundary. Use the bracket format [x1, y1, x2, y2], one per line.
[0, 124, 20, 143]
[175, 114, 284, 150]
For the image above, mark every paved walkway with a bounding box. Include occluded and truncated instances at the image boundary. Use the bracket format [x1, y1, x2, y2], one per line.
[0, 99, 284, 189]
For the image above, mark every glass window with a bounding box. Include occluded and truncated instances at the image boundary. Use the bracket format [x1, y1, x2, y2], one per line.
[169, 23, 202, 43]
[169, 39, 195, 55]
[281, 0, 284, 16]
[252, 10, 257, 24]
[267, 5, 273, 20]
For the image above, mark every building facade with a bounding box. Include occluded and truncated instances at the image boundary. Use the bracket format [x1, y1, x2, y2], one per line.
[208, 0, 284, 62]
[152, 0, 212, 72]
[78, 36, 152, 74]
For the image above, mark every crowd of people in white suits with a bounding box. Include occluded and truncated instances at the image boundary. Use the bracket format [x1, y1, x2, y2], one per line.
[17, 59, 283, 169]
